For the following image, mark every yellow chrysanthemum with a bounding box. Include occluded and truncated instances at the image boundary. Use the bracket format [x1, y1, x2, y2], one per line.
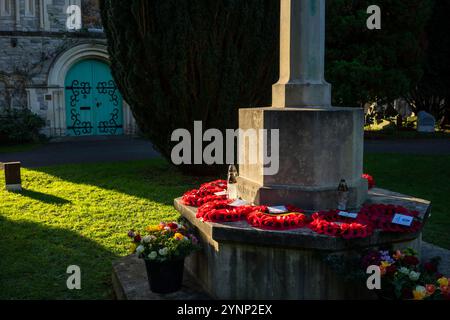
[437, 277, 449, 287]
[130, 242, 137, 253]
[145, 225, 159, 232]
[412, 286, 426, 300]
[380, 261, 391, 268]
[174, 233, 184, 240]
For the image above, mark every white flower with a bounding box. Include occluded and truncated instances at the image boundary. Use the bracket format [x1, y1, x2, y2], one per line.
[409, 271, 421, 281]
[159, 247, 168, 256]
[143, 235, 153, 244]
[148, 251, 157, 260]
[399, 267, 410, 275]
[136, 245, 145, 255]
[415, 285, 426, 294]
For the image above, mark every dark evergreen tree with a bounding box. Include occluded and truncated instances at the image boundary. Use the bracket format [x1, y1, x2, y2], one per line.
[100, 0, 279, 174]
[326, 0, 433, 107]
[406, 0, 450, 127]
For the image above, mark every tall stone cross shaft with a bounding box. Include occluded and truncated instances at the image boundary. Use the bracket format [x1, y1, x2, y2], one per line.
[272, 0, 331, 108]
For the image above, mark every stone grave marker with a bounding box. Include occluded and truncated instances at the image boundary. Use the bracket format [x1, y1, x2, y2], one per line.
[417, 111, 436, 133]
[2, 162, 22, 191]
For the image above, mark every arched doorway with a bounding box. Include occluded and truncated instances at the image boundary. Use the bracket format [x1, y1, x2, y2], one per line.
[64, 59, 123, 136]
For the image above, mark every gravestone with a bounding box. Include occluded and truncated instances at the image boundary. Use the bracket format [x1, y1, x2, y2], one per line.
[2, 162, 22, 191]
[417, 111, 436, 133]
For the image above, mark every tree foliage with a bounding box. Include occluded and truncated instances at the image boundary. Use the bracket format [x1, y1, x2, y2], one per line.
[406, 0, 450, 126]
[100, 0, 278, 174]
[100, 1, 435, 173]
[326, 0, 433, 107]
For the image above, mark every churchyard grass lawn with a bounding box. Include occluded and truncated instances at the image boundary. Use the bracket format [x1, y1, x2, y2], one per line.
[0, 159, 211, 299]
[364, 154, 450, 249]
[0, 155, 449, 299]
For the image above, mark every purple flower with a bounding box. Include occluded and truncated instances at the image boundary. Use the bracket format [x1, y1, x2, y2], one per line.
[127, 230, 135, 238]
[380, 250, 395, 264]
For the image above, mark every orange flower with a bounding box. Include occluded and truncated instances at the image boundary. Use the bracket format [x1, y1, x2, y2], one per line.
[158, 222, 166, 231]
[393, 250, 404, 260]
[379, 265, 387, 276]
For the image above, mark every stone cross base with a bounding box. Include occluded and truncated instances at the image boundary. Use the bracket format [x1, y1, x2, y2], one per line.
[237, 107, 367, 211]
[237, 175, 367, 212]
[272, 82, 331, 108]
[174, 188, 430, 299]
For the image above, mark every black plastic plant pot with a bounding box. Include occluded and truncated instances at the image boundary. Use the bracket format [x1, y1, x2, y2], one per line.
[144, 258, 185, 294]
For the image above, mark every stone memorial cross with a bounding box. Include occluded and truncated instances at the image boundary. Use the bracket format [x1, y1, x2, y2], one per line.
[272, 0, 331, 108]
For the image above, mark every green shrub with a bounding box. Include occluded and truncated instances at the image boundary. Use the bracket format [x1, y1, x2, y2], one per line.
[0, 108, 46, 144]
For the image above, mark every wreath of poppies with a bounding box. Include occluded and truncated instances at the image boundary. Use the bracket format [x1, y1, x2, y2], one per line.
[182, 177, 424, 237]
[246, 205, 309, 230]
[358, 204, 422, 233]
[196, 199, 265, 223]
[308, 209, 374, 239]
[181, 179, 227, 207]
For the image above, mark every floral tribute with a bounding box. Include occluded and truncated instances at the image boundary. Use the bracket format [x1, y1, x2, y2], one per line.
[180, 175, 425, 236]
[196, 199, 265, 223]
[309, 210, 373, 239]
[246, 205, 309, 230]
[362, 173, 375, 189]
[361, 248, 450, 300]
[128, 221, 200, 262]
[359, 204, 422, 233]
[181, 180, 227, 207]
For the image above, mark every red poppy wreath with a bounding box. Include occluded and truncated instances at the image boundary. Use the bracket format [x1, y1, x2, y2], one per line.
[308, 209, 374, 239]
[196, 199, 265, 223]
[181, 179, 227, 207]
[246, 205, 309, 230]
[358, 204, 422, 233]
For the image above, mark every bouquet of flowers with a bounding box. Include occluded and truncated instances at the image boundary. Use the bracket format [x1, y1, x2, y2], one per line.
[361, 248, 450, 300]
[128, 221, 200, 263]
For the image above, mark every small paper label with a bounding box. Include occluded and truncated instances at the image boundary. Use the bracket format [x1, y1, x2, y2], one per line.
[338, 211, 358, 219]
[267, 206, 289, 214]
[392, 214, 413, 227]
[229, 199, 248, 207]
[214, 191, 227, 196]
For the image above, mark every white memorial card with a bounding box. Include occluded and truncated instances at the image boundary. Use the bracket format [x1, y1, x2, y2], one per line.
[229, 199, 248, 207]
[267, 206, 289, 214]
[392, 214, 413, 227]
[338, 211, 358, 219]
[214, 191, 227, 196]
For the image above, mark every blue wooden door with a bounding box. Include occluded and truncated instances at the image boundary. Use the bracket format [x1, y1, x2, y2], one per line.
[65, 60, 123, 136]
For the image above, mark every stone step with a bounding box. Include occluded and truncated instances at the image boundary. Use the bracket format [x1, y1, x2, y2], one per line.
[113, 241, 450, 300]
[112, 254, 210, 300]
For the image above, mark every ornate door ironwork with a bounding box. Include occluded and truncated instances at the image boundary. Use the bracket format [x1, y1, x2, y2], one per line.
[65, 60, 123, 136]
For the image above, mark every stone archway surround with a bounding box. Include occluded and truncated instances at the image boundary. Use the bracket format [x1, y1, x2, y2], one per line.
[46, 42, 136, 137]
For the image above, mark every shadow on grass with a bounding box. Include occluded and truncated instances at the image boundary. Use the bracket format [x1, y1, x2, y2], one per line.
[33, 159, 216, 206]
[0, 215, 118, 299]
[14, 188, 71, 205]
